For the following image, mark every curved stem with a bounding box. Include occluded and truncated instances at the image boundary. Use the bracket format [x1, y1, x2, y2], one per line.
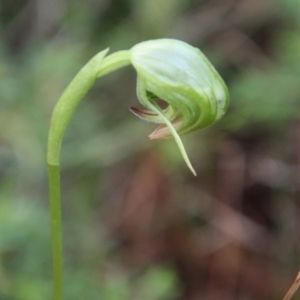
[47, 49, 131, 300]
[47, 49, 108, 166]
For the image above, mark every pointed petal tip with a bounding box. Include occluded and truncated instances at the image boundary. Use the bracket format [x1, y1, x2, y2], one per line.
[129, 106, 167, 124]
[129, 106, 157, 117]
[149, 124, 172, 140]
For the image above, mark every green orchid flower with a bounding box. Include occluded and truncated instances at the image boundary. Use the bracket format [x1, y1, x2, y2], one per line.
[129, 39, 229, 174]
[47, 39, 229, 300]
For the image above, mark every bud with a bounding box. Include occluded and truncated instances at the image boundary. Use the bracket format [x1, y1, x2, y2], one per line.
[129, 39, 229, 174]
[130, 39, 229, 138]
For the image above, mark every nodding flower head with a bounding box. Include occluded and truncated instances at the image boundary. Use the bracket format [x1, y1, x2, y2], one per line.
[48, 38, 229, 175]
[129, 39, 229, 174]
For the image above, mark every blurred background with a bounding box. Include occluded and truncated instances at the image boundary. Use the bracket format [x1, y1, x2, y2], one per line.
[1, 0, 300, 299]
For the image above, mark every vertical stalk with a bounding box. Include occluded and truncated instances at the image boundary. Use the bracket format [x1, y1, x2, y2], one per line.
[48, 164, 63, 300]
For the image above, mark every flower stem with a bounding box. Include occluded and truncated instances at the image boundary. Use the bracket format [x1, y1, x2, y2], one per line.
[48, 164, 63, 300]
[47, 49, 131, 300]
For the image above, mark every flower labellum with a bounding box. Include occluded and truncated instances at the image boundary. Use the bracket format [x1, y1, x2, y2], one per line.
[129, 39, 229, 175]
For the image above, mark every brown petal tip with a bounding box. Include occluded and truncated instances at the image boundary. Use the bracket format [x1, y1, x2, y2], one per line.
[129, 106, 158, 117]
[149, 124, 172, 140]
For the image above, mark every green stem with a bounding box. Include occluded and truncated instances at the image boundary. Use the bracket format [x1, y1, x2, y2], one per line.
[47, 49, 131, 300]
[48, 164, 63, 300]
